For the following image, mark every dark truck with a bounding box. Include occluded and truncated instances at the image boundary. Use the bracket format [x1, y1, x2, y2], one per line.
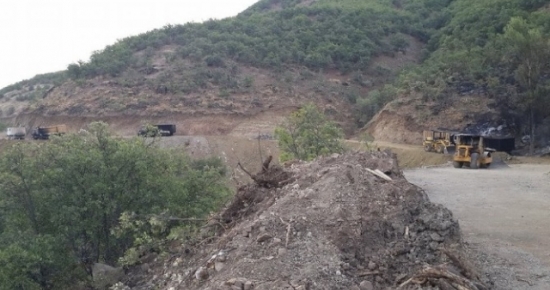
[137, 124, 176, 137]
[32, 125, 67, 140]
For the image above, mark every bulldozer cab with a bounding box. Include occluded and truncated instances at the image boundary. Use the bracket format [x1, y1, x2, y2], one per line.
[452, 134, 493, 169]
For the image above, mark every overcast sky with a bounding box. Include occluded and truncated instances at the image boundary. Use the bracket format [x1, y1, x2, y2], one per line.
[0, 0, 259, 89]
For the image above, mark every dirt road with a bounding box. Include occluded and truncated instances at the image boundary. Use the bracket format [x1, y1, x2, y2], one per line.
[405, 163, 550, 289]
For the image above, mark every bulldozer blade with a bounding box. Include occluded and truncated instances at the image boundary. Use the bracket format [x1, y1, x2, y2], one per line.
[444, 146, 456, 155]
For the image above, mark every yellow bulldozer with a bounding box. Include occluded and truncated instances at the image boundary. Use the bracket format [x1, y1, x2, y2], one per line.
[452, 134, 494, 169]
[422, 130, 454, 154]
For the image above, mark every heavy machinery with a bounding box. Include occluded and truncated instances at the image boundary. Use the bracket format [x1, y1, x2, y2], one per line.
[452, 134, 494, 169]
[6, 127, 26, 140]
[32, 125, 67, 140]
[422, 130, 455, 154]
[137, 124, 176, 137]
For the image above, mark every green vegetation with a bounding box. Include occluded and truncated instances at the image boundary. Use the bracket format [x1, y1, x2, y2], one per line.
[500, 17, 550, 154]
[394, 0, 550, 143]
[275, 104, 344, 161]
[64, 0, 450, 80]
[0, 122, 230, 289]
[0, 71, 65, 98]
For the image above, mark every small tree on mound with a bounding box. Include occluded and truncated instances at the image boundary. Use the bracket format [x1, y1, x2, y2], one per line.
[275, 104, 344, 161]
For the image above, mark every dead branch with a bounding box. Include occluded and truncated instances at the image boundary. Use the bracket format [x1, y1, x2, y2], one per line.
[257, 131, 264, 165]
[238, 162, 257, 181]
[357, 271, 379, 277]
[398, 265, 480, 290]
[279, 217, 292, 248]
[441, 249, 478, 280]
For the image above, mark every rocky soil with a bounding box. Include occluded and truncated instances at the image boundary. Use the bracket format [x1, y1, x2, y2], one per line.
[120, 151, 489, 290]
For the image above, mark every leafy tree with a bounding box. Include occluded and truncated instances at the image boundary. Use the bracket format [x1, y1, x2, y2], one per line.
[501, 17, 550, 154]
[0, 122, 230, 288]
[275, 104, 344, 161]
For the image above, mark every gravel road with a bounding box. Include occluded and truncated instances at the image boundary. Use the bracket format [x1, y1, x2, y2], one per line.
[405, 163, 550, 289]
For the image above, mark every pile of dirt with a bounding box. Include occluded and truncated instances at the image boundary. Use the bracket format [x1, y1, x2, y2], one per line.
[122, 151, 490, 290]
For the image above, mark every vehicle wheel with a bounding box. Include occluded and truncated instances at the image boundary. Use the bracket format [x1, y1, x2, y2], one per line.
[424, 145, 431, 152]
[470, 153, 480, 169]
[436, 145, 444, 154]
[452, 161, 463, 168]
[485, 163, 491, 168]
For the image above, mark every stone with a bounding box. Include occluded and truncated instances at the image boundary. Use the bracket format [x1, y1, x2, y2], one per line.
[244, 281, 254, 290]
[359, 280, 374, 290]
[367, 261, 377, 270]
[195, 267, 209, 280]
[215, 262, 225, 272]
[430, 232, 444, 242]
[278, 248, 287, 256]
[256, 233, 273, 243]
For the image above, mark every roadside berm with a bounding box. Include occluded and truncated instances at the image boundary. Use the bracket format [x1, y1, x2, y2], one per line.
[124, 151, 490, 290]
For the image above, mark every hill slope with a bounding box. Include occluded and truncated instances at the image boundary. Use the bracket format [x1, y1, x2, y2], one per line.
[367, 0, 550, 145]
[0, 0, 447, 136]
[0, 0, 548, 145]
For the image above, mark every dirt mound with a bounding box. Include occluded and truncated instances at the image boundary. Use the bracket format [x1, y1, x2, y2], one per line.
[124, 151, 489, 290]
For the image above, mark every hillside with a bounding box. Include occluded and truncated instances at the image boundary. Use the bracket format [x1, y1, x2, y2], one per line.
[0, 0, 549, 144]
[0, 0, 446, 136]
[367, 0, 550, 146]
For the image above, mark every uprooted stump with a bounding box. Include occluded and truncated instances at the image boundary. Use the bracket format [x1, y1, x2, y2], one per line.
[237, 155, 294, 188]
[221, 156, 293, 224]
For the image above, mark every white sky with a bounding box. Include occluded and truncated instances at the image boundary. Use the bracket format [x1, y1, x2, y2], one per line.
[0, 0, 259, 89]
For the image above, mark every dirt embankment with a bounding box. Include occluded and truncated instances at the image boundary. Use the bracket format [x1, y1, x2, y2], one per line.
[123, 151, 489, 290]
[366, 95, 501, 145]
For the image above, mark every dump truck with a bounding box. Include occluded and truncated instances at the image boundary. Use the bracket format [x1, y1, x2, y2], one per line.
[6, 127, 27, 140]
[137, 124, 176, 137]
[32, 124, 67, 140]
[452, 134, 494, 169]
[422, 130, 455, 154]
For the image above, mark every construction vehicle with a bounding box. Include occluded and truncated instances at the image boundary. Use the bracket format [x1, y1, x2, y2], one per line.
[6, 127, 26, 140]
[452, 134, 494, 169]
[137, 124, 176, 137]
[422, 130, 455, 154]
[32, 125, 67, 140]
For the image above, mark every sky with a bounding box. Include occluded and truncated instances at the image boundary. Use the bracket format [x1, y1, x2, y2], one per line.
[0, 0, 259, 89]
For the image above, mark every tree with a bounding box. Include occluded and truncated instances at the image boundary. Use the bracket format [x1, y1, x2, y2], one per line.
[0, 122, 230, 288]
[501, 17, 550, 154]
[275, 104, 344, 161]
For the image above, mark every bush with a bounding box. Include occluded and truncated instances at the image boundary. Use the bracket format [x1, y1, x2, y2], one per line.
[0, 122, 230, 288]
[275, 104, 344, 161]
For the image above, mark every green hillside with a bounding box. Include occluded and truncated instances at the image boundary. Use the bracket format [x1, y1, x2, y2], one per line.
[0, 0, 548, 140]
